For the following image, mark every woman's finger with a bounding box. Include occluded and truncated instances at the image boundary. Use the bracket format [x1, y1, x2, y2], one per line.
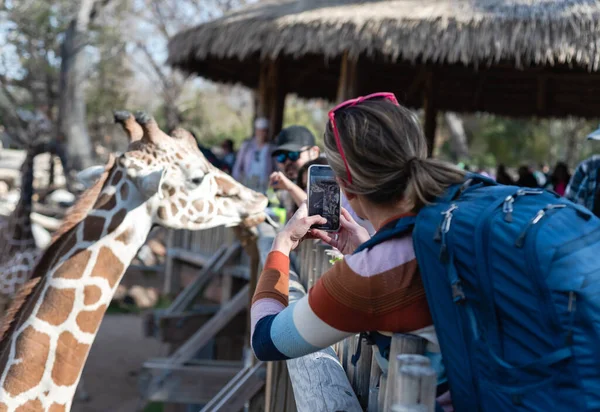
[305, 215, 327, 226]
[309, 229, 339, 248]
[339, 214, 353, 228]
[341, 207, 359, 224]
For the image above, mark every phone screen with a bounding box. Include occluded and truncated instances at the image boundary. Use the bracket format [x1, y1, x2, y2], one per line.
[307, 165, 341, 232]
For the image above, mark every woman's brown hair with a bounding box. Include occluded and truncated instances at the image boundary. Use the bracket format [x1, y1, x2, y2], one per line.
[324, 99, 465, 210]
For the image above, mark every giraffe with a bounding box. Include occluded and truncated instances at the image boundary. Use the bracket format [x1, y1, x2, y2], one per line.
[0, 111, 143, 312]
[0, 141, 51, 309]
[0, 112, 267, 411]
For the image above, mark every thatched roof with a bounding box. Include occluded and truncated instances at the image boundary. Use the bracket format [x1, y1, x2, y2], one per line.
[169, 0, 600, 71]
[167, 0, 600, 119]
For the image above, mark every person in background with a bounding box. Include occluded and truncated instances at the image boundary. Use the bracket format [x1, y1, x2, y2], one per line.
[566, 126, 600, 216]
[190, 131, 227, 171]
[232, 117, 277, 193]
[269, 125, 320, 218]
[495, 164, 514, 185]
[221, 139, 236, 173]
[516, 165, 539, 188]
[549, 162, 571, 196]
[271, 125, 320, 181]
[534, 163, 550, 188]
[270, 157, 328, 210]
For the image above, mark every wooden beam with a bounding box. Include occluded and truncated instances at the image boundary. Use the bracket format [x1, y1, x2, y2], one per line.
[287, 347, 362, 412]
[424, 70, 438, 158]
[256, 59, 286, 140]
[268, 59, 286, 139]
[168, 284, 250, 365]
[143, 361, 242, 404]
[405, 68, 428, 104]
[265, 361, 297, 412]
[537, 75, 549, 115]
[472, 73, 486, 111]
[256, 61, 270, 119]
[336, 51, 359, 102]
[200, 362, 266, 412]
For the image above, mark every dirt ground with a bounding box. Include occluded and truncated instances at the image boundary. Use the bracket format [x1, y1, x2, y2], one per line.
[72, 314, 166, 412]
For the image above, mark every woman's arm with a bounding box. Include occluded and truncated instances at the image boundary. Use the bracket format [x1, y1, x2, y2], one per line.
[251, 251, 354, 360]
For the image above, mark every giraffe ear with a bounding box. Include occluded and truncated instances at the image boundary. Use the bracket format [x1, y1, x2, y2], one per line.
[133, 168, 166, 199]
[77, 165, 106, 188]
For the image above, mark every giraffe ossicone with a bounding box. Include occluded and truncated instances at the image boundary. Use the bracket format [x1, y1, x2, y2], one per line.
[0, 112, 267, 411]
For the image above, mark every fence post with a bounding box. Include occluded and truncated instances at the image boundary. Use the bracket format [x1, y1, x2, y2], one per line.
[391, 365, 437, 412]
[383, 334, 427, 412]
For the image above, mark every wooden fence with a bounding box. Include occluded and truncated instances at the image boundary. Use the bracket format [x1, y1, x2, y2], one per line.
[141, 223, 437, 412]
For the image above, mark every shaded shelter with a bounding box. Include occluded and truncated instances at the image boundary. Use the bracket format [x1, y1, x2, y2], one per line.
[168, 0, 600, 155]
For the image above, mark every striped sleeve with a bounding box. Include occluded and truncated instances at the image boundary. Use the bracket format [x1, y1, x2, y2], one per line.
[250, 235, 432, 361]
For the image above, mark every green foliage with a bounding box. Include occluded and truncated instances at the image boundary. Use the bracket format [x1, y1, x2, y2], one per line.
[143, 402, 163, 412]
[443, 114, 600, 170]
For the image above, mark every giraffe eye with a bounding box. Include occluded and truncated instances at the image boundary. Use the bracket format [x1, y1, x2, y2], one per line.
[190, 176, 204, 186]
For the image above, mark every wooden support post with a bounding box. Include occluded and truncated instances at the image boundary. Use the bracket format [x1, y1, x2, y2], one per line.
[424, 70, 438, 158]
[537, 75, 548, 115]
[384, 334, 428, 412]
[163, 229, 178, 297]
[353, 337, 373, 409]
[269, 59, 285, 139]
[368, 350, 382, 412]
[256, 59, 286, 140]
[392, 365, 437, 412]
[336, 51, 359, 102]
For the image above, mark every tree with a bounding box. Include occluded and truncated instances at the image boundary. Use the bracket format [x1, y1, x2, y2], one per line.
[126, 0, 249, 131]
[0, 0, 122, 172]
[58, 0, 113, 171]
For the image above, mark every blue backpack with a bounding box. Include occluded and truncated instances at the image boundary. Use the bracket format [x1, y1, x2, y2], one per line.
[358, 175, 600, 411]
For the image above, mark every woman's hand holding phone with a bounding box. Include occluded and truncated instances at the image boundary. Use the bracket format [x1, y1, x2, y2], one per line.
[271, 202, 327, 255]
[309, 208, 371, 255]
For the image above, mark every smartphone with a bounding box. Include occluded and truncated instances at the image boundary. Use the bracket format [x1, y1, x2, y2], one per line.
[307, 164, 341, 232]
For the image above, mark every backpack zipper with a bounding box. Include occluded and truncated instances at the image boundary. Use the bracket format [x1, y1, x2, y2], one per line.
[515, 204, 566, 247]
[439, 204, 458, 262]
[502, 188, 544, 222]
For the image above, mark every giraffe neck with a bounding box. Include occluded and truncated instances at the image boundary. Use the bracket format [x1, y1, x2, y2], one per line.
[0, 176, 153, 411]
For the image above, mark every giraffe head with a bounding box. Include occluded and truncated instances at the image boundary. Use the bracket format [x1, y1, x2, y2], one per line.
[83, 112, 268, 230]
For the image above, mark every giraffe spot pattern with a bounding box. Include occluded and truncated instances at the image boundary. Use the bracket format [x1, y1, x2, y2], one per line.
[82, 216, 106, 242]
[3, 326, 50, 396]
[15, 399, 43, 411]
[75, 304, 107, 335]
[107, 209, 127, 233]
[37, 287, 75, 326]
[90, 246, 124, 288]
[54, 249, 91, 280]
[119, 183, 129, 201]
[170, 203, 178, 216]
[95, 192, 117, 211]
[214, 176, 237, 196]
[110, 170, 123, 186]
[51, 331, 90, 386]
[115, 227, 133, 244]
[83, 285, 102, 305]
[157, 207, 167, 220]
[48, 403, 66, 412]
